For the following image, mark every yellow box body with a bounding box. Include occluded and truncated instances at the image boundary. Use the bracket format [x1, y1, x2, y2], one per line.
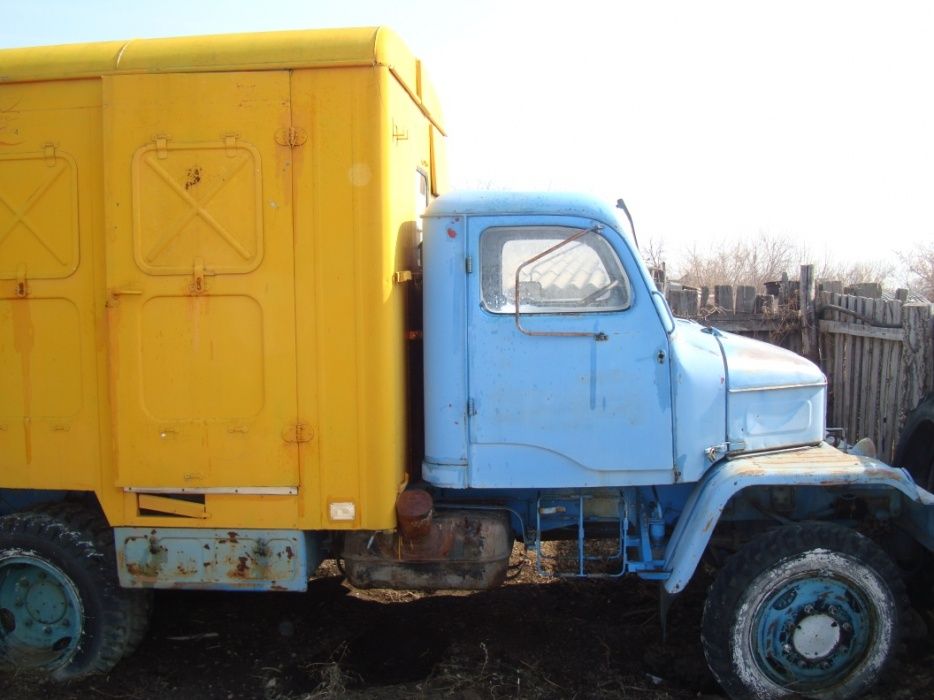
[0, 27, 445, 531]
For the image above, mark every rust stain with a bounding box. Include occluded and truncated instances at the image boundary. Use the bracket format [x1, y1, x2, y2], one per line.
[125, 562, 160, 579]
[285, 546, 294, 560]
[227, 531, 239, 543]
[228, 555, 253, 578]
[11, 300, 34, 463]
[184, 166, 202, 190]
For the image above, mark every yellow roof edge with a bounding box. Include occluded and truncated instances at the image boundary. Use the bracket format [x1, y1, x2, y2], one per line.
[0, 26, 445, 130]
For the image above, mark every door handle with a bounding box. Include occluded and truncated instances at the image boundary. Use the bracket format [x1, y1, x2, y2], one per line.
[107, 288, 143, 307]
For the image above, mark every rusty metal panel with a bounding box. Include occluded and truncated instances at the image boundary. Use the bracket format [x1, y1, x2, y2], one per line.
[115, 527, 308, 591]
[341, 510, 511, 590]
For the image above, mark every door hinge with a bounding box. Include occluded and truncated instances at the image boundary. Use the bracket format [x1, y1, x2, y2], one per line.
[14, 264, 28, 298]
[467, 399, 477, 416]
[465, 256, 473, 274]
[705, 440, 746, 462]
[190, 257, 207, 295]
[283, 423, 314, 444]
[43, 143, 57, 167]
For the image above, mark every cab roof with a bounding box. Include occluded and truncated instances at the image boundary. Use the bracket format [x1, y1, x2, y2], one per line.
[425, 191, 631, 239]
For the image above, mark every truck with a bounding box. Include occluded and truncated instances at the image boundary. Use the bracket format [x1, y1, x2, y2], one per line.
[0, 27, 932, 699]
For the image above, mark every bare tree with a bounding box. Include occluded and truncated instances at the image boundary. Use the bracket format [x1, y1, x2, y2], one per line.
[814, 259, 895, 289]
[677, 232, 798, 291]
[641, 236, 666, 273]
[899, 242, 934, 301]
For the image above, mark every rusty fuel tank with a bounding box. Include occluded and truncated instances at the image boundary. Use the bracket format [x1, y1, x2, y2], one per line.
[340, 506, 512, 590]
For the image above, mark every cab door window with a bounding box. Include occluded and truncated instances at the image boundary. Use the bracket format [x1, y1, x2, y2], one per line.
[480, 226, 631, 313]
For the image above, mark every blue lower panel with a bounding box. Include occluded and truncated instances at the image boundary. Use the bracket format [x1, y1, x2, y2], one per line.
[115, 527, 309, 592]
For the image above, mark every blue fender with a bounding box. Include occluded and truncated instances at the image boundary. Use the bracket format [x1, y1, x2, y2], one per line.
[662, 442, 934, 594]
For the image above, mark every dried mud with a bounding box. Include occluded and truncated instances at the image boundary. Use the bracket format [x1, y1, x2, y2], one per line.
[2, 548, 932, 699]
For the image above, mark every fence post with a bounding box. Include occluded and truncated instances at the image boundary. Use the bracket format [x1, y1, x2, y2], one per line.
[799, 264, 817, 361]
[901, 303, 933, 429]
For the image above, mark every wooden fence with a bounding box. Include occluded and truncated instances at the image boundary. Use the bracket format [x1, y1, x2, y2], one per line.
[664, 265, 934, 461]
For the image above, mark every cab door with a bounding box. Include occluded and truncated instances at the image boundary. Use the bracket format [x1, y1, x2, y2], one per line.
[466, 217, 673, 488]
[103, 72, 299, 489]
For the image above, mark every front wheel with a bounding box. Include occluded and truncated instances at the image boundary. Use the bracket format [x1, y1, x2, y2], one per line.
[702, 523, 905, 699]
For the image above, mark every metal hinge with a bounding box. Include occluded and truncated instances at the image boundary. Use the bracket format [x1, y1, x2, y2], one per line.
[705, 440, 747, 462]
[283, 423, 314, 444]
[14, 264, 27, 298]
[155, 134, 169, 160]
[465, 256, 473, 274]
[393, 270, 423, 284]
[190, 258, 207, 295]
[467, 399, 477, 416]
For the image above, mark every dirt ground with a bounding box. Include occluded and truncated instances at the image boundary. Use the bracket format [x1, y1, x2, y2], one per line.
[2, 547, 933, 700]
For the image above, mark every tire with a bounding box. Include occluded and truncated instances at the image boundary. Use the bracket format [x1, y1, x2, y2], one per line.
[0, 506, 151, 680]
[702, 523, 905, 700]
[895, 392, 934, 491]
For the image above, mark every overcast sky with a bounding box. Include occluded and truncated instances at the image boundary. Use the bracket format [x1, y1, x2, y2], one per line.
[2, 0, 932, 274]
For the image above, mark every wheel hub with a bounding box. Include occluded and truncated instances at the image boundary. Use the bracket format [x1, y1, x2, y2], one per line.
[754, 575, 871, 689]
[0, 556, 82, 670]
[792, 613, 841, 660]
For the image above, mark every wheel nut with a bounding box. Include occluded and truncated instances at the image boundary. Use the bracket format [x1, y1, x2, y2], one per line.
[804, 605, 814, 614]
[44, 626, 52, 635]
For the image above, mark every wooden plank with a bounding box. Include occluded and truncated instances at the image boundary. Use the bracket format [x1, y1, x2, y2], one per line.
[831, 292, 844, 432]
[864, 298, 881, 447]
[870, 299, 888, 455]
[847, 282, 883, 299]
[715, 285, 735, 313]
[702, 314, 800, 334]
[887, 301, 904, 462]
[837, 291, 848, 432]
[846, 294, 860, 443]
[818, 291, 833, 425]
[903, 304, 933, 418]
[736, 285, 756, 314]
[817, 320, 906, 342]
[876, 300, 893, 461]
[854, 297, 875, 438]
[799, 264, 817, 361]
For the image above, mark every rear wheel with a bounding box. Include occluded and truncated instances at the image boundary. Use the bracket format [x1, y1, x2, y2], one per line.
[0, 507, 151, 680]
[895, 392, 934, 491]
[702, 523, 904, 699]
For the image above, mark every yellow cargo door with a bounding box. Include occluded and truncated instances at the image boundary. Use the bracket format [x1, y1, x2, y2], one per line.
[0, 81, 102, 487]
[103, 72, 300, 490]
